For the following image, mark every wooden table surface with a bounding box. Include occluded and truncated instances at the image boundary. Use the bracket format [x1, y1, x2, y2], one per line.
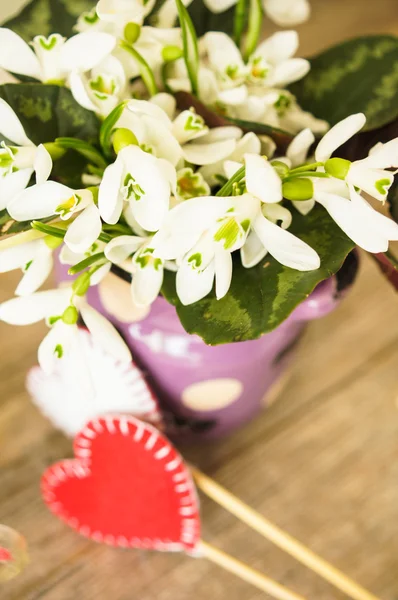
[1, 1, 398, 598]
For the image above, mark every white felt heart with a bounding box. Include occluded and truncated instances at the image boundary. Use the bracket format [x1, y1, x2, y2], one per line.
[27, 328, 161, 436]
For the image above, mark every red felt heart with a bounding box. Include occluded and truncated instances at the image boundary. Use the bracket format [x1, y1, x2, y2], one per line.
[42, 415, 200, 553]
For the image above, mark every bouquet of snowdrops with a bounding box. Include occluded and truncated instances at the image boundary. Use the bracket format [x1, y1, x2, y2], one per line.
[1, 0, 398, 373]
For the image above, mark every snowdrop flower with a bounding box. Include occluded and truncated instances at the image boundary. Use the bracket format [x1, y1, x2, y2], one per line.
[0, 238, 54, 296]
[98, 144, 174, 231]
[276, 115, 398, 253]
[174, 111, 239, 166]
[316, 113, 397, 202]
[152, 194, 260, 304]
[0, 28, 116, 84]
[97, 0, 156, 31]
[117, 26, 183, 80]
[59, 240, 111, 286]
[0, 100, 53, 210]
[69, 56, 127, 117]
[263, 0, 311, 26]
[105, 235, 165, 306]
[118, 99, 237, 167]
[199, 130, 261, 186]
[117, 99, 183, 166]
[8, 178, 101, 255]
[313, 181, 398, 253]
[0, 287, 131, 374]
[242, 153, 321, 270]
[204, 31, 309, 90]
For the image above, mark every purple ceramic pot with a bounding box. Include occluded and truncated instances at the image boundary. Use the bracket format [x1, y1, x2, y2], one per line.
[56, 253, 358, 441]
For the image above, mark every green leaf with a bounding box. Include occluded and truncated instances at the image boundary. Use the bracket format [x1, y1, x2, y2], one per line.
[161, 206, 355, 345]
[55, 137, 107, 168]
[0, 83, 100, 145]
[233, 0, 248, 46]
[3, 0, 94, 41]
[290, 35, 398, 131]
[99, 101, 129, 159]
[176, 0, 199, 96]
[0, 210, 53, 237]
[242, 0, 262, 61]
[187, 0, 235, 38]
[119, 42, 158, 97]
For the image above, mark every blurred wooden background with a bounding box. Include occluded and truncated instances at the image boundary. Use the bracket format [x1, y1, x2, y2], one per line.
[1, 0, 398, 598]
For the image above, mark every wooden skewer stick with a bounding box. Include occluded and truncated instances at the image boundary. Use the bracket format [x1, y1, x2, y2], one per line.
[198, 541, 307, 600]
[192, 468, 381, 600]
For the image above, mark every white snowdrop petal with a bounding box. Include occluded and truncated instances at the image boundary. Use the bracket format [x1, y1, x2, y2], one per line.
[0, 288, 71, 325]
[286, 128, 315, 166]
[253, 213, 320, 271]
[264, 0, 310, 26]
[214, 248, 233, 300]
[224, 160, 243, 179]
[8, 181, 74, 221]
[197, 127, 243, 144]
[203, 0, 237, 12]
[263, 203, 292, 229]
[0, 98, 34, 147]
[176, 260, 215, 305]
[119, 145, 171, 231]
[127, 98, 173, 128]
[241, 230, 268, 269]
[131, 263, 163, 307]
[69, 71, 98, 112]
[38, 321, 77, 375]
[0, 168, 33, 211]
[79, 303, 132, 364]
[254, 31, 299, 64]
[0, 29, 41, 80]
[105, 236, 143, 264]
[349, 187, 398, 240]
[361, 138, 398, 169]
[315, 191, 393, 252]
[61, 32, 116, 72]
[245, 153, 282, 204]
[90, 262, 111, 285]
[204, 32, 244, 75]
[348, 163, 394, 202]
[0, 239, 41, 273]
[150, 93, 177, 120]
[292, 199, 315, 215]
[268, 58, 310, 87]
[152, 196, 231, 260]
[315, 113, 367, 162]
[34, 145, 53, 185]
[182, 138, 236, 166]
[15, 244, 53, 296]
[64, 204, 102, 254]
[218, 86, 248, 106]
[98, 157, 125, 225]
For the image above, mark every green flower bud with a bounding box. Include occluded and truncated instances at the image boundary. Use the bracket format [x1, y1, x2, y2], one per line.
[124, 22, 141, 44]
[282, 178, 314, 201]
[162, 45, 183, 62]
[44, 235, 63, 250]
[43, 142, 67, 161]
[62, 305, 79, 325]
[113, 128, 139, 154]
[271, 160, 289, 179]
[324, 157, 351, 180]
[72, 272, 91, 297]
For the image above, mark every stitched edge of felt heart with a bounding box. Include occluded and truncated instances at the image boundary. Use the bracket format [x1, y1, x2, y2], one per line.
[27, 327, 162, 437]
[41, 415, 201, 554]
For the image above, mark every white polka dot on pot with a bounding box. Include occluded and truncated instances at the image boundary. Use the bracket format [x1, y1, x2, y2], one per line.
[181, 379, 243, 412]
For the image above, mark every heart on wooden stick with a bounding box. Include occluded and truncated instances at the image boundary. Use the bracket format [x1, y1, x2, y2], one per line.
[42, 415, 200, 553]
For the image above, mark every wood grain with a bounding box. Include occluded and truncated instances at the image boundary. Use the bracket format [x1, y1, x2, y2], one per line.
[1, 1, 398, 598]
